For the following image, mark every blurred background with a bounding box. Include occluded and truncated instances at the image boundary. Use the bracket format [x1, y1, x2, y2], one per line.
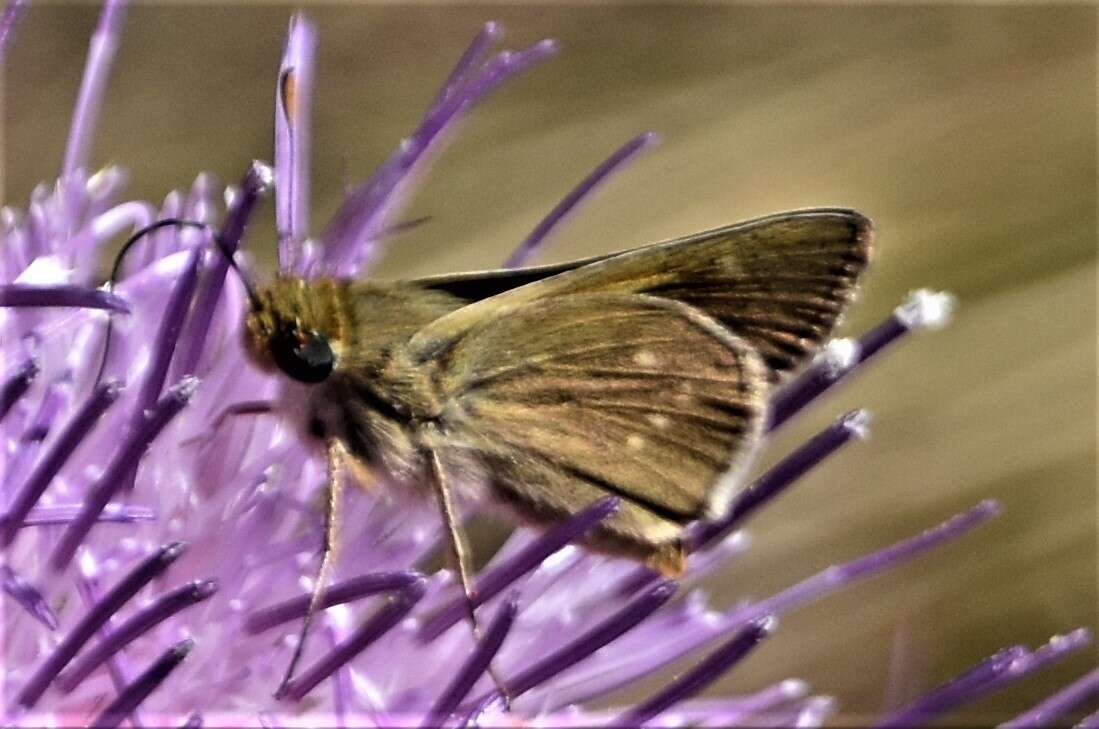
[4, 4, 1096, 724]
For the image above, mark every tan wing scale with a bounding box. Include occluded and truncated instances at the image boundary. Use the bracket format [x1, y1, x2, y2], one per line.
[409, 207, 872, 382]
[427, 293, 768, 571]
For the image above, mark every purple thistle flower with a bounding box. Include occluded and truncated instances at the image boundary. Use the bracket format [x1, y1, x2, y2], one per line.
[1, 3, 1093, 727]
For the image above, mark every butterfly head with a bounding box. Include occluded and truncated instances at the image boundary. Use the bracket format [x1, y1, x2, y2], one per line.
[244, 277, 341, 384]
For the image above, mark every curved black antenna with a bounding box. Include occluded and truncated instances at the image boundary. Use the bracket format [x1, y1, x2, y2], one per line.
[209, 233, 263, 311]
[94, 218, 206, 388]
[105, 219, 209, 293]
[93, 218, 262, 388]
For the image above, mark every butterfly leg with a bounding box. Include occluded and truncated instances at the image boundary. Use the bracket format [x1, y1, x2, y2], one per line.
[181, 400, 274, 448]
[426, 446, 513, 710]
[275, 438, 345, 699]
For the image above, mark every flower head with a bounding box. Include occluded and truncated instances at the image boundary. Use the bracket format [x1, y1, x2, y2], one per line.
[2, 3, 1095, 727]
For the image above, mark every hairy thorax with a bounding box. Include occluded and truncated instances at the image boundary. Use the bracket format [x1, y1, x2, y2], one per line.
[243, 276, 465, 485]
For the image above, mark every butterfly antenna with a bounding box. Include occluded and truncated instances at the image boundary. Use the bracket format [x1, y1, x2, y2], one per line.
[210, 232, 263, 311]
[93, 219, 263, 388]
[94, 218, 209, 388]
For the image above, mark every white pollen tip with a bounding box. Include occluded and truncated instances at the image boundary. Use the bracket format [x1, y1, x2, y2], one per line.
[797, 696, 839, 727]
[780, 679, 810, 699]
[77, 550, 99, 577]
[814, 338, 860, 378]
[1, 206, 20, 228]
[725, 529, 751, 552]
[535, 38, 559, 54]
[896, 289, 957, 331]
[86, 166, 125, 196]
[251, 160, 276, 192]
[842, 409, 872, 440]
[172, 376, 201, 401]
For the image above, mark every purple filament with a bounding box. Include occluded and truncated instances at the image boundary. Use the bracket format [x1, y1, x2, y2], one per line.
[0, 0, 26, 67]
[616, 410, 865, 596]
[174, 162, 271, 377]
[244, 570, 425, 634]
[275, 12, 317, 266]
[858, 311, 916, 363]
[1, 380, 121, 546]
[55, 578, 217, 692]
[714, 681, 811, 725]
[280, 580, 426, 701]
[724, 501, 1001, 630]
[767, 341, 859, 433]
[62, 0, 126, 178]
[429, 21, 503, 111]
[450, 41, 559, 119]
[480, 579, 677, 706]
[554, 587, 773, 708]
[417, 496, 618, 641]
[258, 711, 282, 728]
[972, 628, 1093, 701]
[999, 664, 1099, 728]
[16, 541, 187, 709]
[690, 409, 868, 552]
[18, 375, 68, 444]
[132, 247, 201, 416]
[74, 573, 142, 723]
[769, 292, 949, 431]
[0, 358, 38, 422]
[88, 638, 194, 729]
[0, 283, 130, 312]
[1078, 707, 1099, 729]
[326, 626, 349, 728]
[425, 593, 518, 725]
[179, 712, 203, 728]
[117, 247, 201, 492]
[768, 697, 836, 727]
[504, 132, 658, 268]
[770, 319, 902, 429]
[50, 378, 195, 571]
[874, 646, 1029, 728]
[615, 616, 775, 727]
[1, 564, 59, 629]
[321, 38, 558, 274]
[19, 502, 155, 526]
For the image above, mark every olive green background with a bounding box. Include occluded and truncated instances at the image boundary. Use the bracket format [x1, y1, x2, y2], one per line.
[4, 4, 1096, 725]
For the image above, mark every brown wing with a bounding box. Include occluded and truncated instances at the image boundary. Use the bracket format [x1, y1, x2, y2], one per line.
[428, 293, 768, 572]
[409, 208, 872, 382]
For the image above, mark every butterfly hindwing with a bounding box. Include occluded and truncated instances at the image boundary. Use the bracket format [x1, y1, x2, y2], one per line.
[426, 292, 768, 572]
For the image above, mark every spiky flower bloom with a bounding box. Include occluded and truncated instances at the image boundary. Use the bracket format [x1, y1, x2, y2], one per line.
[2, 3, 1096, 726]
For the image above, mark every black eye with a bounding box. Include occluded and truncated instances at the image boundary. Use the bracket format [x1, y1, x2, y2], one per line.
[271, 326, 334, 383]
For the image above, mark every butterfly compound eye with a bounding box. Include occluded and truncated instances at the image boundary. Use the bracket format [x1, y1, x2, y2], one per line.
[271, 326, 334, 384]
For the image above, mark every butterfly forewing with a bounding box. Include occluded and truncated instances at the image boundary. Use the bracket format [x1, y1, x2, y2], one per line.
[410, 208, 872, 382]
[426, 293, 768, 573]
[270, 209, 872, 580]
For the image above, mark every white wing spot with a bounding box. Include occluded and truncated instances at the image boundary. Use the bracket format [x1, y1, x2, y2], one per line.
[626, 434, 645, 450]
[647, 413, 670, 429]
[633, 351, 659, 368]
